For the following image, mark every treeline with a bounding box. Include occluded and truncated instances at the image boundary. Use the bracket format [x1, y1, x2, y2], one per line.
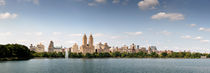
[32, 52, 65, 58]
[67, 52, 209, 58]
[1, 44, 210, 60]
[0, 44, 32, 60]
[32, 51, 210, 58]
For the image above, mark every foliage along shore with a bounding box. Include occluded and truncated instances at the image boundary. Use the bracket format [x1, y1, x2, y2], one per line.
[1, 44, 210, 61]
[32, 51, 210, 59]
[0, 44, 32, 61]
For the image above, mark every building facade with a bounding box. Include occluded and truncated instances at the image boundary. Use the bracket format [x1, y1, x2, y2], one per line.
[44, 34, 173, 55]
[30, 43, 45, 52]
[80, 34, 95, 54]
[71, 43, 79, 53]
[95, 42, 110, 53]
[48, 41, 54, 52]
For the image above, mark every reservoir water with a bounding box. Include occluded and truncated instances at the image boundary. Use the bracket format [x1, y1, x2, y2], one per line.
[0, 58, 210, 73]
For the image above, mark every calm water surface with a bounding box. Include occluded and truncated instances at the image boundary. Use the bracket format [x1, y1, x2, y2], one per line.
[0, 58, 210, 73]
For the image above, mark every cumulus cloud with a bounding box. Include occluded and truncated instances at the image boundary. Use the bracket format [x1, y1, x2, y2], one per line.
[88, 2, 97, 6]
[181, 35, 209, 43]
[52, 32, 62, 36]
[159, 30, 171, 36]
[24, 32, 43, 36]
[200, 40, 210, 43]
[95, 0, 106, 3]
[151, 12, 184, 21]
[193, 36, 202, 40]
[138, 0, 159, 9]
[0, 0, 5, 6]
[181, 35, 192, 39]
[0, 12, 18, 20]
[199, 27, 210, 32]
[69, 34, 82, 37]
[66, 40, 77, 44]
[88, 0, 106, 6]
[110, 36, 122, 39]
[19, 0, 39, 5]
[189, 24, 196, 27]
[112, 0, 120, 4]
[122, 0, 129, 5]
[74, 0, 84, 2]
[125, 32, 143, 36]
[33, 0, 39, 5]
[35, 32, 43, 36]
[0, 32, 12, 36]
[94, 33, 105, 37]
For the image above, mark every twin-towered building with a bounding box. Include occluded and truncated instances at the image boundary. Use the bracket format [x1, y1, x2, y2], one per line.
[30, 34, 173, 54]
[71, 34, 111, 54]
[79, 34, 95, 54]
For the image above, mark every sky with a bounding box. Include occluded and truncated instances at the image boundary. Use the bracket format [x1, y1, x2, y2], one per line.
[0, 0, 210, 53]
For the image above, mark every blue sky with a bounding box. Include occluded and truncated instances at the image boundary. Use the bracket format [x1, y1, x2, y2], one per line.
[0, 0, 210, 52]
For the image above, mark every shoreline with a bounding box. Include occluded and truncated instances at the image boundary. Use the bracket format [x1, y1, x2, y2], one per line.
[32, 57, 207, 59]
[1, 57, 208, 61]
[0, 57, 31, 61]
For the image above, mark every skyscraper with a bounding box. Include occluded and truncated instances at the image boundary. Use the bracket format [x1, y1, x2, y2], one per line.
[89, 34, 93, 47]
[48, 41, 54, 52]
[71, 43, 79, 53]
[80, 34, 95, 54]
[82, 34, 87, 46]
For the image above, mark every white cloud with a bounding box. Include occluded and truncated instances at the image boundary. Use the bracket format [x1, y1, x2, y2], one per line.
[181, 35, 209, 43]
[112, 0, 120, 4]
[138, 0, 159, 9]
[35, 32, 43, 36]
[199, 27, 210, 32]
[69, 34, 82, 37]
[74, 0, 84, 2]
[24, 32, 33, 35]
[0, 0, 5, 6]
[68, 33, 104, 37]
[122, 0, 129, 5]
[110, 36, 121, 39]
[33, 0, 39, 5]
[125, 32, 143, 36]
[181, 35, 192, 39]
[0, 12, 18, 20]
[24, 32, 43, 36]
[151, 12, 184, 21]
[15, 40, 28, 44]
[52, 32, 62, 36]
[95, 0, 106, 3]
[0, 32, 12, 36]
[160, 30, 171, 36]
[189, 24, 196, 27]
[20, 0, 39, 5]
[200, 40, 210, 43]
[88, 0, 106, 6]
[193, 36, 202, 40]
[88, 2, 97, 6]
[66, 40, 77, 44]
[94, 33, 104, 37]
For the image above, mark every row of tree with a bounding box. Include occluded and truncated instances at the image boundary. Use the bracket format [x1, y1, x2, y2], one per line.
[32, 51, 210, 58]
[1, 44, 210, 59]
[32, 52, 65, 58]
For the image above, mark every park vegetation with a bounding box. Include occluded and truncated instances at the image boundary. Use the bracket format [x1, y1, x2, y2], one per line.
[1, 44, 210, 61]
[0, 44, 32, 61]
[33, 51, 210, 59]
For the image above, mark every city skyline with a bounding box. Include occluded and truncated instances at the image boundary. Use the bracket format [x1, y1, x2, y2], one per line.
[0, 0, 210, 53]
[30, 34, 171, 55]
